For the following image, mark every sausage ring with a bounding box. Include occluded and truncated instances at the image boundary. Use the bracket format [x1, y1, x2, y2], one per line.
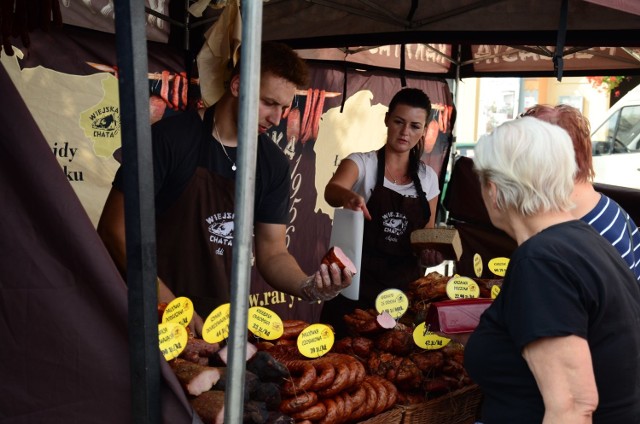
[317, 399, 338, 424]
[348, 385, 367, 413]
[379, 377, 399, 410]
[369, 376, 388, 415]
[281, 320, 309, 339]
[318, 360, 350, 398]
[310, 358, 336, 391]
[361, 380, 378, 420]
[292, 402, 327, 422]
[282, 360, 317, 396]
[340, 391, 354, 419]
[279, 391, 318, 414]
[332, 393, 346, 422]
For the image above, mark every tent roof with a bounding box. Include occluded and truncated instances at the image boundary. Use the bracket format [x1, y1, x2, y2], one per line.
[260, 0, 640, 47]
[255, 0, 640, 78]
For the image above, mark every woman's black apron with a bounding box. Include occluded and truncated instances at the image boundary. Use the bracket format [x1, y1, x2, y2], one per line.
[320, 150, 429, 337]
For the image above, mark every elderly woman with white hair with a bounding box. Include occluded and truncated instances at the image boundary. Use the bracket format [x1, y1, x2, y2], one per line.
[464, 117, 640, 424]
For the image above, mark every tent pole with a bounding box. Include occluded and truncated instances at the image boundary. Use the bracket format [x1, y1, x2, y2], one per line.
[224, 1, 263, 422]
[113, 1, 160, 423]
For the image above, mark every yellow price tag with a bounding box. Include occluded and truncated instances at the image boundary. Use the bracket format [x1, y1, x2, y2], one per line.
[488, 257, 510, 277]
[491, 285, 501, 299]
[374, 288, 409, 319]
[202, 303, 230, 344]
[412, 322, 451, 350]
[473, 253, 483, 278]
[297, 323, 334, 358]
[162, 296, 194, 328]
[446, 276, 480, 300]
[158, 322, 188, 361]
[247, 306, 283, 340]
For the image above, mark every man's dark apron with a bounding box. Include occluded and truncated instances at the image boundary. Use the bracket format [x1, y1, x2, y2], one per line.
[155, 107, 235, 318]
[320, 149, 429, 337]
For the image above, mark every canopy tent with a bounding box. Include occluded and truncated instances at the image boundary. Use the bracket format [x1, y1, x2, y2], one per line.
[2, 1, 640, 423]
[257, 0, 640, 79]
[38, 0, 640, 80]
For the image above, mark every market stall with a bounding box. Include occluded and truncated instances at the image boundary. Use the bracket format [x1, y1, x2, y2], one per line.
[2, 1, 640, 423]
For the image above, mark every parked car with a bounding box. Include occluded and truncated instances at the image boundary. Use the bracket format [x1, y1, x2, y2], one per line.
[591, 84, 640, 189]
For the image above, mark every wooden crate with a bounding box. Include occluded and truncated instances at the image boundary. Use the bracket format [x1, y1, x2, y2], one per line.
[399, 385, 483, 424]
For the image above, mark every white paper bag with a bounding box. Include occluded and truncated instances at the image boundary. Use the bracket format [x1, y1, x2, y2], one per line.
[329, 209, 364, 300]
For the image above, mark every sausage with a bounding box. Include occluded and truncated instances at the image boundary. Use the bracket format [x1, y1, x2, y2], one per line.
[172, 73, 181, 110]
[344, 357, 359, 390]
[282, 360, 317, 396]
[340, 391, 354, 420]
[318, 359, 350, 398]
[361, 380, 378, 420]
[322, 246, 357, 274]
[279, 392, 317, 414]
[300, 88, 313, 143]
[160, 70, 171, 105]
[311, 90, 326, 140]
[369, 376, 389, 415]
[353, 359, 366, 386]
[378, 376, 399, 411]
[180, 72, 188, 109]
[348, 385, 367, 412]
[286, 107, 301, 144]
[350, 389, 369, 422]
[291, 402, 327, 421]
[317, 398, 338, 424]
[332, 393, 346, 423]
[310, 358, 336, 391]
[281, 319, 309, 339]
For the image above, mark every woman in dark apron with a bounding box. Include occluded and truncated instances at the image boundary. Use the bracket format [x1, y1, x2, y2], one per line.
[320, 88, 441, 337]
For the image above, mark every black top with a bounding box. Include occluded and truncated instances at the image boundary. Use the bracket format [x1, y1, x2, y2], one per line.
[113, 107, 290, 224]
[465, 220, 640, 424]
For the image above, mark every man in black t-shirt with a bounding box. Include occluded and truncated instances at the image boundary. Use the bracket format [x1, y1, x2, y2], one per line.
[97, 42, 352, 332]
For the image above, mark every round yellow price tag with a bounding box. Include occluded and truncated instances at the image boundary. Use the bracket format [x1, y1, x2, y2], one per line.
[162, 296, 194, 328]
[473, 253, 483, 278]
[297, 323, 334, 358]
[247, 306, 283, 340]
[158, 322, 188, 361]
[446, 276, 480, 300]
[488, 257, 510, 277]
[491, 285, 501, 299]
[202, 303, 230, 344]
[374, 288, 409, 319]
[412, 322, 451, 350]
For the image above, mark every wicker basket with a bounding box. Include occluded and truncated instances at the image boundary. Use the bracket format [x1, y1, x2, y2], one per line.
[399, 384, 483, 424]
[357, 405, 405, 424]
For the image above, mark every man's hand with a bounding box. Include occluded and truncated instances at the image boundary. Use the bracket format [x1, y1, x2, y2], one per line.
[191, 312, 204, 337]
[301, 263, 353, 301]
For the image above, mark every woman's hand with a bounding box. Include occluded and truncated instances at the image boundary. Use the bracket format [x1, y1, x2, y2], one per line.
[343, 193, 372, 220]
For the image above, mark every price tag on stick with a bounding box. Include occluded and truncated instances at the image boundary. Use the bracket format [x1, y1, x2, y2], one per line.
[202, 303, 231, 344]
[297, 323, 334, 358]
[162, 296, 194, 328]
[375, 288, 409, 319]
[158, 322, 188, 361]
[247, 306, 283, 340]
